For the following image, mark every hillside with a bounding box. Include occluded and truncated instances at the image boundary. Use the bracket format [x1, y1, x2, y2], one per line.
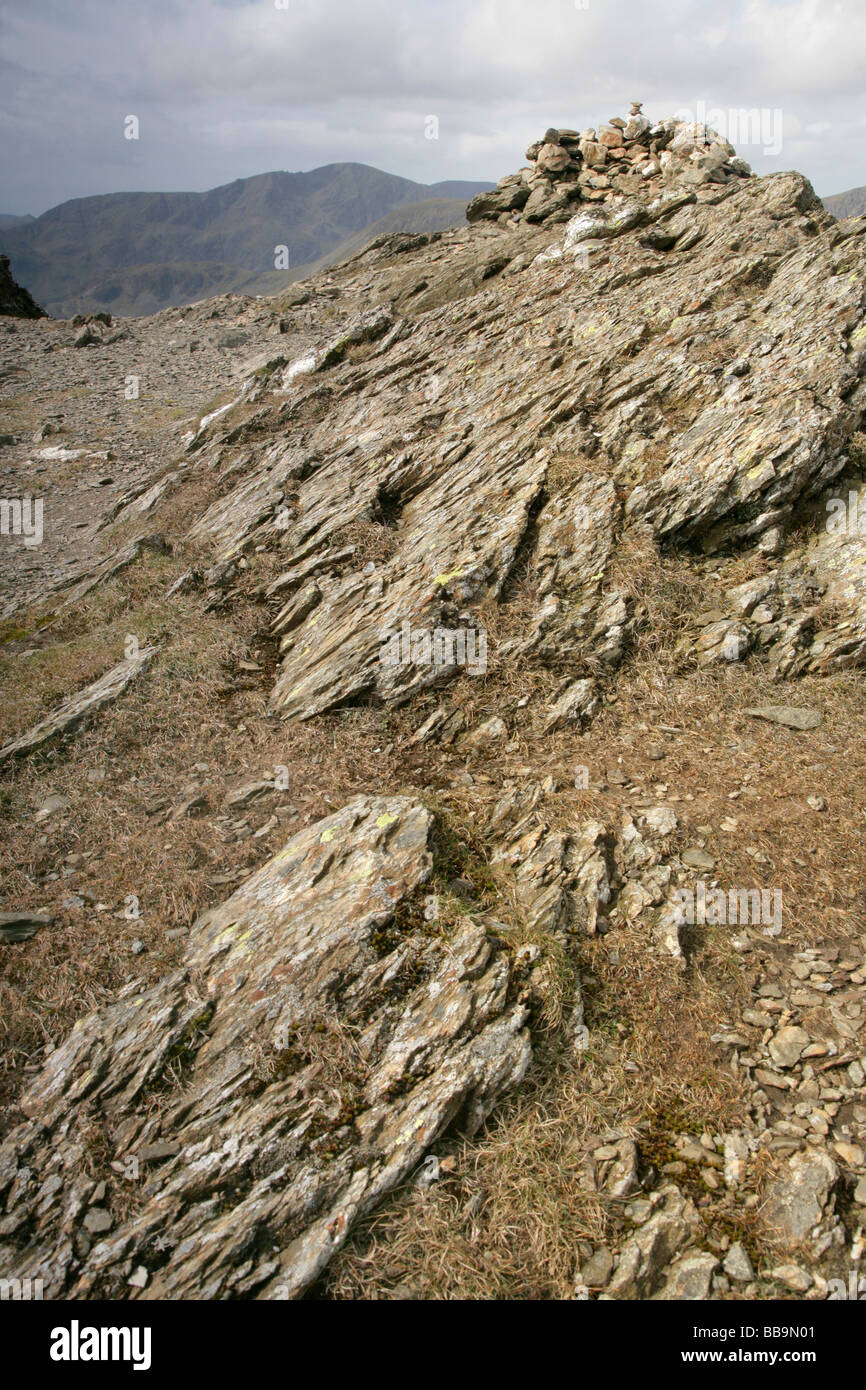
[0, 110, 865, 1305]
[0, 166, 492, 318]
[41, 197, 478, 317]
[823, 185, 866, 219]
[259, 195, 479, 288]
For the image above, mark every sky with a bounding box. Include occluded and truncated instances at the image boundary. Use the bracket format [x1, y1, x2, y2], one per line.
[1, 0, 865, 216]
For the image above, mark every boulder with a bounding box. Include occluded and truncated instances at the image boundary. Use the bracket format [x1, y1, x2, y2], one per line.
[763, 1151, 839, 1248]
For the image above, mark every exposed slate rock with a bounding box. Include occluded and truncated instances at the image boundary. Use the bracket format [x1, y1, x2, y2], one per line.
[0, 646, 158, 763]
[0, 795, 530, 1299]
[184, 157, 865, 723]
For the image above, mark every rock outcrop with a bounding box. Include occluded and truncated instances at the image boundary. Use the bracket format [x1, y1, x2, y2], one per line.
[177, 124, 866, 723]
[0, 254, 46, 319]
[0, 645, 158, 764]
[0, 796, 530, 1298]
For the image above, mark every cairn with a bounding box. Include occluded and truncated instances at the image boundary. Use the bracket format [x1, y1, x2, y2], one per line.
[467, 104, 754, 227]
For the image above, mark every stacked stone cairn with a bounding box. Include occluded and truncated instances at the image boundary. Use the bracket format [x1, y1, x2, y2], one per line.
[467, 102, 755, 227]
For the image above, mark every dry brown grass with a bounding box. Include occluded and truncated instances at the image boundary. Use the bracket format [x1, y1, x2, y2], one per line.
[0, 550, 179, 740]
[544, 451, 598, 493]
[328, 517, 400, 567]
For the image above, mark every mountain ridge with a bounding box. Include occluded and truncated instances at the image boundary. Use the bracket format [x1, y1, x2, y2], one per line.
[0, 164, 493, 318]
[823, 183, 866, 219]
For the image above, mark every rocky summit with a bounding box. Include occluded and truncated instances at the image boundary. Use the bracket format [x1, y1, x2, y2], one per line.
[0, 110, 865, 1303]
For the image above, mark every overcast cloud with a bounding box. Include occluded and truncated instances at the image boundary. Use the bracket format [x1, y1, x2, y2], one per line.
[2, 0, 865, 215]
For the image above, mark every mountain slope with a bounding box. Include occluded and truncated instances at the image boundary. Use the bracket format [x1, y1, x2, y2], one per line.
[0, 166, 493, 318]
[44, 197, 478, 317]
[823, 184, 866, 219]
[0, 112, 865, 1304]
[236, 196, 478, 298]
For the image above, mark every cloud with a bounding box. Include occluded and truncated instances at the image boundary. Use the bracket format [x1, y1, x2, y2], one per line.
[1, 0, 864, 213]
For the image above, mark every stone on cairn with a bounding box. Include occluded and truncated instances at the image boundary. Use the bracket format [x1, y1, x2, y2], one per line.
[466, 102, 754, 226]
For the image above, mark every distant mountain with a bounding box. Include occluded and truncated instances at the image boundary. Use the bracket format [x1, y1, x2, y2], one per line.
[822, 185, 866, 219]
[0, 166, 493, 318]
[0, 214, 35, 230]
